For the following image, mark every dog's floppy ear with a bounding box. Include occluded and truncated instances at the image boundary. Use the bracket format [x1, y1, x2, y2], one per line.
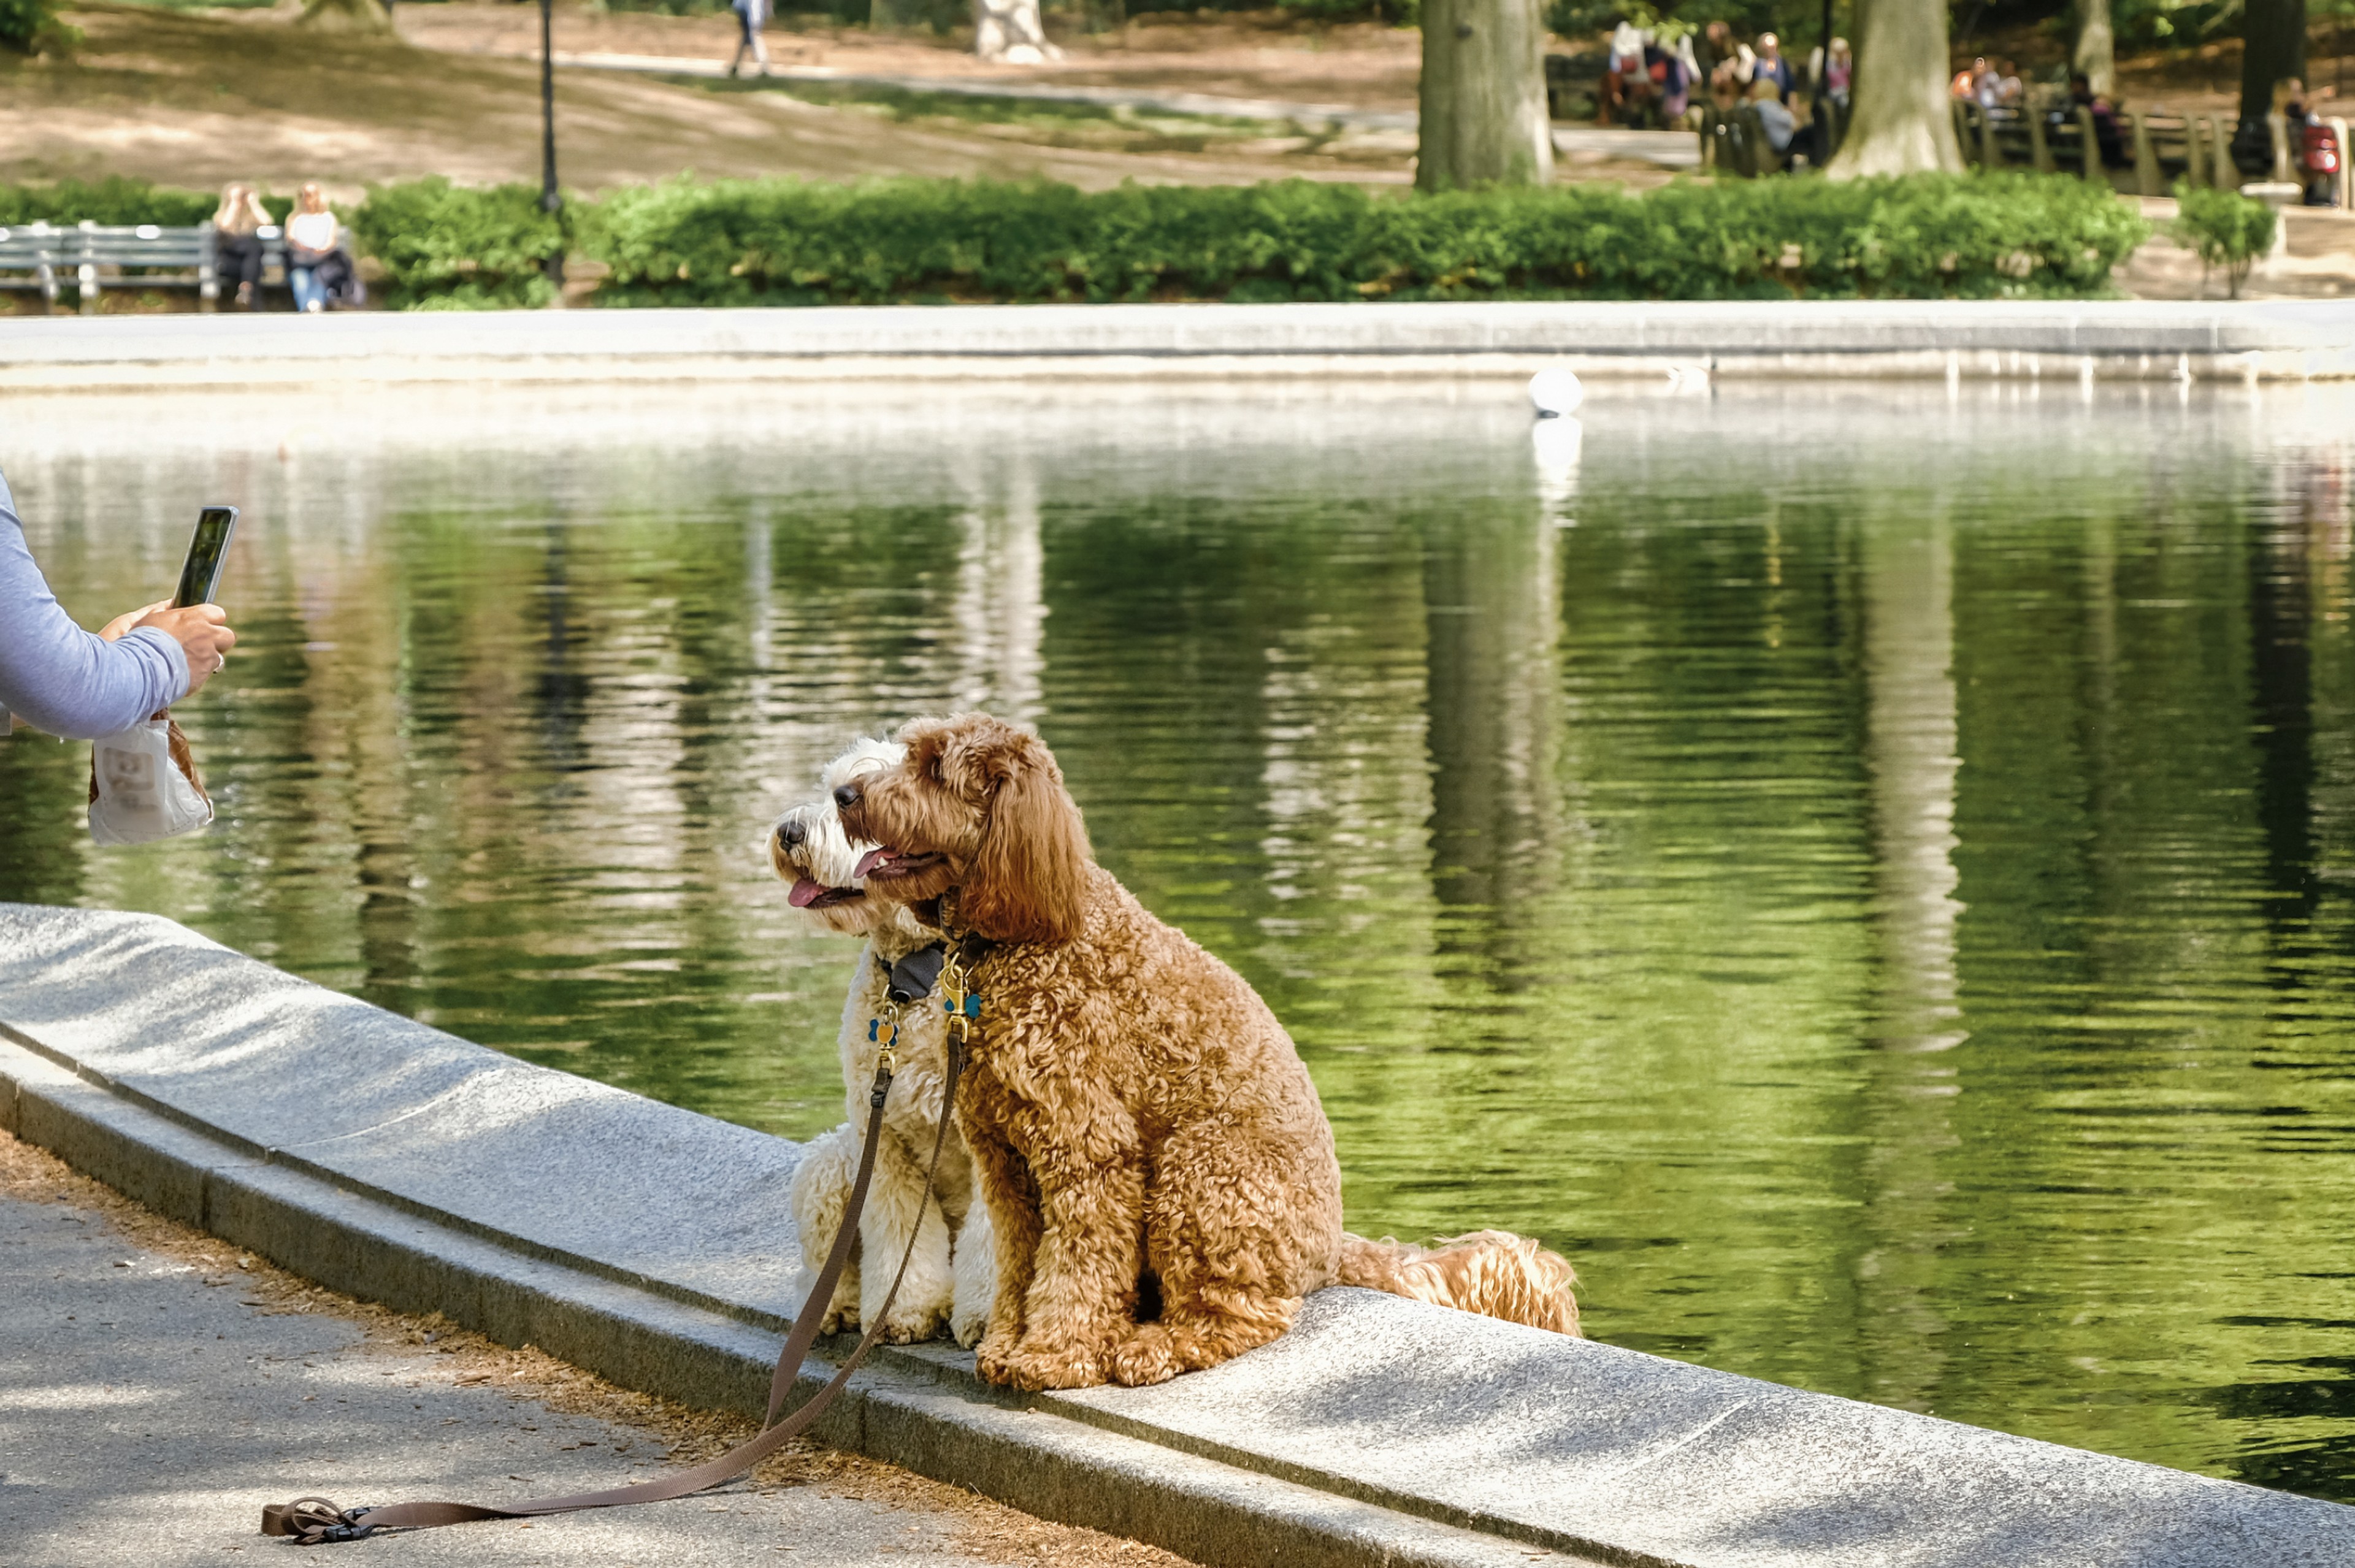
[959, 728, 1091, 944]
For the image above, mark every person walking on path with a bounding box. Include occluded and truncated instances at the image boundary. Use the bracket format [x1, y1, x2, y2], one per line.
[0, 471, 235, 741]
[729, 0, 771, 79]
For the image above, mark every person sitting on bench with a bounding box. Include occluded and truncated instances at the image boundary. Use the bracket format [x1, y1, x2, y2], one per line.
[212, 183, 272, 311]
[285, 183, 341, 315]
[1752, 77, 1798, 162]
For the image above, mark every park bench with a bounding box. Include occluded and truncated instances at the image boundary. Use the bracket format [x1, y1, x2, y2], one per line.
[0, 221, 289, 314]
[1699, 99, 1847, 177]
[1953, 99, 2353, 206]
[1700, 104, 1780, 177]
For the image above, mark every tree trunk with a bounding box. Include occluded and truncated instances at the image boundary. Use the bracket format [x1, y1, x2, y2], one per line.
[2073, 0, 2115, 98]
[1826, 0, 1964, 177]
[2239, 0, 2308, 121]
[1416, 0, 1553, 191]
[973, 0, 1060, 64]
[296, 0, 393, 33]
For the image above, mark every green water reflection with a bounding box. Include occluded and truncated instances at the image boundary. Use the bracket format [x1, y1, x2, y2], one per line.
[2, 381, 2351, 1498]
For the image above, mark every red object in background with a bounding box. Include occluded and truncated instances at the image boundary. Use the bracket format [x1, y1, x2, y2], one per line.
[2303, 120, 2341, 177]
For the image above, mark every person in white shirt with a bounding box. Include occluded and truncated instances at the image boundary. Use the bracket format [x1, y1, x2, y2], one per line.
[283, 182, 341, 315]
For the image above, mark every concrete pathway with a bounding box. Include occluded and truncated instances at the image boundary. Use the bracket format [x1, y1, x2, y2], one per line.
[0, 1144, 1168, 1568]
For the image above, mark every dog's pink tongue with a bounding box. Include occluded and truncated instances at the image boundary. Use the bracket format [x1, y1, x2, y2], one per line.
[854, 848, 893, 878]
[787, 878, 827, 908]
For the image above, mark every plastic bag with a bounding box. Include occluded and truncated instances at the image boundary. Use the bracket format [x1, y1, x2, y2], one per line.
[87, 714, 213, 846]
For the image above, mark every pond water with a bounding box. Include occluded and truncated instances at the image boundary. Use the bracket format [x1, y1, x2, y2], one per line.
[4, 378, 2353, 1500]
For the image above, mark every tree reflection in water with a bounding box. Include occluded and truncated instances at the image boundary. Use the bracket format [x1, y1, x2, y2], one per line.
[1, 381, 2351, 1498]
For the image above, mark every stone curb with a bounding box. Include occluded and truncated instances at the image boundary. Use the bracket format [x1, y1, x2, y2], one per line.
[2, 300, 2353, 389]
[6, 904, 2354, 1568]
[0, 1027, 1590, 1568]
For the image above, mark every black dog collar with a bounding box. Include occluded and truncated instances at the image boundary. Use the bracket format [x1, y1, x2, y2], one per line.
[884, 943, 949, 1006]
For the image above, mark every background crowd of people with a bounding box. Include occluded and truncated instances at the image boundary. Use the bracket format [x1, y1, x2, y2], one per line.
[1599, 19, 1850, 172]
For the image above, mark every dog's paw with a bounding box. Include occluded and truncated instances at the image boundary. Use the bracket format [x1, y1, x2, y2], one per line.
[1107, 1327, 1181, 1388]
[974, 1329, 1022, 1385]
[874, 1306, 950, 1345]
[995, 1344, 1108, 1391]
[950, 1309, 989, 1350]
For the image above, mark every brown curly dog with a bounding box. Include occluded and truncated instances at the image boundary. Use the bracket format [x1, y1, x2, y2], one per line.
[833, 711, 1579, 1391]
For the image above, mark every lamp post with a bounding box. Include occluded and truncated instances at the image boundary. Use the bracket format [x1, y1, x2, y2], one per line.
[540, 0, 564, 288]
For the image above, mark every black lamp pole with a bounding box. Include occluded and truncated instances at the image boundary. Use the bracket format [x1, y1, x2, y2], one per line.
[540, 0, 565, 287]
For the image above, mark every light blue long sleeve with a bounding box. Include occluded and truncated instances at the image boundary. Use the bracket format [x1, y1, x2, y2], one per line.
[0, 470, 190, 741]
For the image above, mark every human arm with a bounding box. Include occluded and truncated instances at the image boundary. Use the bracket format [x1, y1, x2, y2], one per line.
[0, 478, 232, 740]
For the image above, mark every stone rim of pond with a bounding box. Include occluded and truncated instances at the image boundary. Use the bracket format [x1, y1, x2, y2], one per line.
[5, 902, 2354, 1568]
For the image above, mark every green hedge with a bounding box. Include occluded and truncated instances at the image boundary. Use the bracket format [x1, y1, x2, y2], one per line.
[346, 177, 564, 310]
[578, 173, 2149, 305]
[1, 171, 2152, 306]
[0, 178, 297, 229]
[0, 178, 218, 228]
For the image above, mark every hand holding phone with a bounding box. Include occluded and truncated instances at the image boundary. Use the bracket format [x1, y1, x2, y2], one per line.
[100, 507, 240, 698]
[174, 507, 238, 608]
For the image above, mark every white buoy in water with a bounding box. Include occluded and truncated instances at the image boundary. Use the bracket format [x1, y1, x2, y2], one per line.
[1528, 366, 1585, 418]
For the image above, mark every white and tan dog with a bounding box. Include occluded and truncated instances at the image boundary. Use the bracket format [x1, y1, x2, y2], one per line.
[773, 738, 992, 1347]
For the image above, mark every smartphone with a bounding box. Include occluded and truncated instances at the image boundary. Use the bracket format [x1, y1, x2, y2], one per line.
[172, 507, 239, 610]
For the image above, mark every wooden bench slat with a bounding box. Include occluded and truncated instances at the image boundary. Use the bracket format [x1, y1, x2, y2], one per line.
[0, 222, 305, 314]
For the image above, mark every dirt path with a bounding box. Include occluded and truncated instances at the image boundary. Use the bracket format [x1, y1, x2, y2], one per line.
[0, 3, 1694, 197]
[0, 4, 1438, 196]
[0, 1126, 1192, 1567]
[401, 4, 1425, 111]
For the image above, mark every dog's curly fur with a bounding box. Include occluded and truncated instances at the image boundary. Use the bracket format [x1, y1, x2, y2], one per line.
[773, 738, 993, 1349]
[836, 713, 1579, 1391]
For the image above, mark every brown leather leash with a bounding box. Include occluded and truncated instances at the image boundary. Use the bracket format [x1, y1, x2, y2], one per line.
[262, 1029, 966, 1545]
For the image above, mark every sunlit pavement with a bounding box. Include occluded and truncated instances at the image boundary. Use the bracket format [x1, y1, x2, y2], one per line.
[0, 1188, 1008, 1567]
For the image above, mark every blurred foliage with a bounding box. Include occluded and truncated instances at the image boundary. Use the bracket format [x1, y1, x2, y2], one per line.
[0, 172, 2154, 307]
[0, 0, 80, 55]
[0, 178, 295, 226]
[573, 171, 2145, 305]
[2168, 178, 2275, 297]
[347, 177, 565, 310]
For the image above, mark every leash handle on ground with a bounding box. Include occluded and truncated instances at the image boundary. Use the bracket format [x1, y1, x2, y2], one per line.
[261, 1038, 965, 1545]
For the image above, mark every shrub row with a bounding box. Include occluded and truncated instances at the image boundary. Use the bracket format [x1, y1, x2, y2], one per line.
[0, 177, 224, 229]
[581, 172, 2149, 304]
[347, 178, 565, 310]
[0, 171, 2153, 305]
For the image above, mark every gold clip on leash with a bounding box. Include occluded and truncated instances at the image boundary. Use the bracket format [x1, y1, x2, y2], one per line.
[937, 943, 984, 1049]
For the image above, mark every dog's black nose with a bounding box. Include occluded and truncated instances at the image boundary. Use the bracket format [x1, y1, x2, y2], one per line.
[833, 784, 861, 810]
[778, 819, 806, 848]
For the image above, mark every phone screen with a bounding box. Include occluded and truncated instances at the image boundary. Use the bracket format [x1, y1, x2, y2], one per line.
[172, 507, 239, 609]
